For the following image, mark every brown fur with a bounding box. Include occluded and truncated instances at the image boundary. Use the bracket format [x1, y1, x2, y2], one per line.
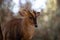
[1, 9, 39, 40]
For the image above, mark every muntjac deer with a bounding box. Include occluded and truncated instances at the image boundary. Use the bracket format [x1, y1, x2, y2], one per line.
[1, 9, 39, 40]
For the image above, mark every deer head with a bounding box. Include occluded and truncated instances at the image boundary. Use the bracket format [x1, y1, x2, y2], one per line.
[19, 9, 40, 27]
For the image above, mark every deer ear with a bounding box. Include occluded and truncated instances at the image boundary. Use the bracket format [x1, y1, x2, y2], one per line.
[36, 12, 40, 17]
[19, 10, 28, 16]
[19, 11, 24, 16]
[19, 11, 26, 16]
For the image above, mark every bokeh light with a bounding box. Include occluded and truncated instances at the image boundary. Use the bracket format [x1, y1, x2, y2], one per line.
[11, 0, 47, 15]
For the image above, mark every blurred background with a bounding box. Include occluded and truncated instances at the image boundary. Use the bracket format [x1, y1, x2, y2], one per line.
[0, 0, 60, 40]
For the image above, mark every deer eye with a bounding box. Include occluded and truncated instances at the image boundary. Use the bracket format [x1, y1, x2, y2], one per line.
[29, 17, 33, 19]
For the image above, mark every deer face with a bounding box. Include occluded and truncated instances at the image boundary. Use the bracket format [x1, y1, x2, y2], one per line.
[19, 9, 40, 27]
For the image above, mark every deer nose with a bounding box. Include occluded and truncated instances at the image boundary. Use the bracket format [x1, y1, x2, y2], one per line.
[35, 24, 38, 27]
